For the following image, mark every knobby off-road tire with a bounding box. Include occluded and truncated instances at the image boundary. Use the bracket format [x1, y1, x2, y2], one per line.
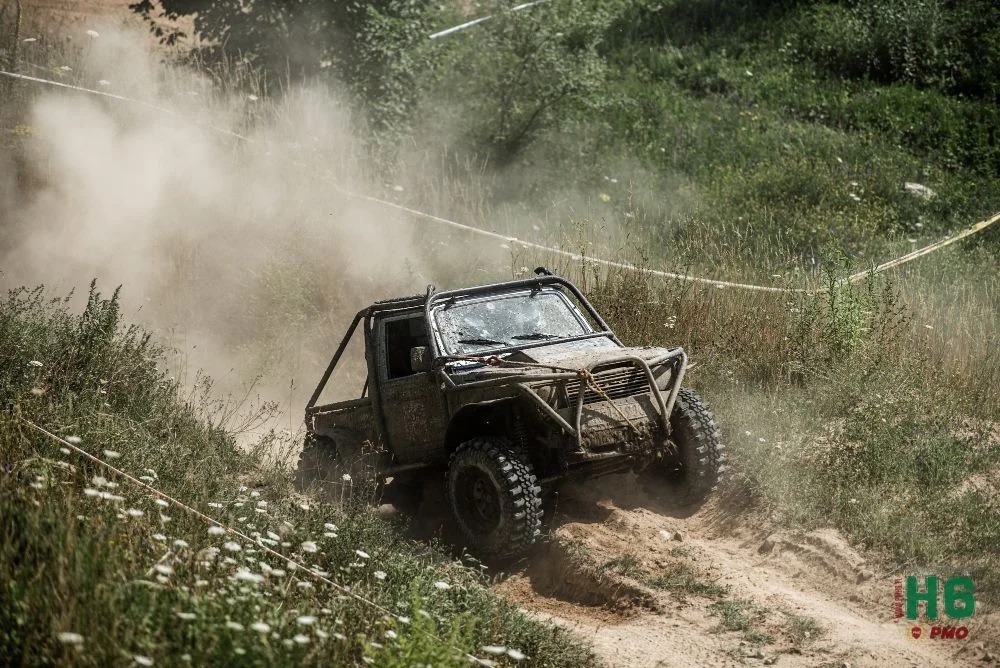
[447, 437, 543, 558]
[294, 431, 380, 503]
[645, 388, 726, 505]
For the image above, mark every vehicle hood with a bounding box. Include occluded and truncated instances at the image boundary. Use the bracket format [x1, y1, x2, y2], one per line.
[506, 339, 676, 370]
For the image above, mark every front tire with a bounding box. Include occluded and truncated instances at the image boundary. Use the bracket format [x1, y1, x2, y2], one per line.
[645, 388, 725, 504]
[447, 437, 543, 557]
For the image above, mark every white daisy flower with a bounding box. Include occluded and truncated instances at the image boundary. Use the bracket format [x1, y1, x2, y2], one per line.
[296, 615, 316, 625]
[250, 622, 270, 633]
[433, 581, 451, 590]
[208, 526, 225, 536]
[293, 634, 310, 644]
[300, 541, 318, 553]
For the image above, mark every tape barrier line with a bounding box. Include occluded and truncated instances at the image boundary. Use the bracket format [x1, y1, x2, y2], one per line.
[18, 417, 493, 666]
[3, 68, 999, 294]
[428, 0, 549, 40]
[0, 70, 252, 142]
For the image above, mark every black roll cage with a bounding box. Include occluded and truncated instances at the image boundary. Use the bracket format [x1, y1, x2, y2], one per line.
[305, 275, 619, 412]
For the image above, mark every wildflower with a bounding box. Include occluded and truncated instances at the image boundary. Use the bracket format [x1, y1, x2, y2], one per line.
[248, 94, 259, 101]
[316, 629, 329, 639]
[433, 581, 451, 590]
[234, 648, 245, 655]
[256, 500, 267, 508]
[208, 502, 223, 509]
[57, 632, 84, 645]
[127, 509, 144, 517]
[301, 541, 318, 553]
[324, 532, 337, 538]
[341, 473, 352, 482]
[355, 550, 370, 559]
[84, 488, 100, 497]
[59, 66, 72, 72]
[296, 615, 316, 625]
[154, 499, 168, 508]
[250, 622, 270, 633]
[28, 360, 43, 367]
[482, 646, 506, 655]
[23, 37, 37, 43]
[86, 29, 100, 38]
[374, 571, 387, 580]
[233, 570, 263, 584]
[195, 579, 209, 587]
[507, 648, 526, 660]
[598, 193, 611, 202]
[293, 634, 310, 644]
[370, 641, 384, 649]
[208, 526, 225, 536]
[296, 581, 313, 589]
[385, 630, 397, 640]
[226, 621, 245, 631]
[103, 450, 121, 459]
[324, 523, 338, 532]
[176, 612, 196, 620]
[154, 564, 173, 576]
[397, 616, 410, 625]
[333, 632, 347, 640]
[139, 476, 155, 482]
[59, 447, 70, 455]
[267, 531, 281, 541]
[180, 654, 191, 662]
[271, 569, 286, 577]
[98, 79, 111, 87]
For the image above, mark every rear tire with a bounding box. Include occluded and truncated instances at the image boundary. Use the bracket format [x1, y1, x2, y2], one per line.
[294, 431, 381, 502]
[447, 437, 543, 557]
[644, 388, 725, 504]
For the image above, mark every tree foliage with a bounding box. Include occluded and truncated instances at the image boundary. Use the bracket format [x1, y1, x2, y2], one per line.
[130, 0, 436, 143]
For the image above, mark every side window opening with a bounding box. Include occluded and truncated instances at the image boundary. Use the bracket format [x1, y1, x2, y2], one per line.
[384, 315, 429, 379]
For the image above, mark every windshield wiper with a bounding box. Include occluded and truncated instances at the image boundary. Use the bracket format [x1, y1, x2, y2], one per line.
[457, 338, 506, 346]
[511, 332, 560, 340]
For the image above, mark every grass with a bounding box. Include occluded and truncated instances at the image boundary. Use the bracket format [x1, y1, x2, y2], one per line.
[646, 563, 728, 601]
[708, 597, 773, 646]
[0, 285, 597, 667]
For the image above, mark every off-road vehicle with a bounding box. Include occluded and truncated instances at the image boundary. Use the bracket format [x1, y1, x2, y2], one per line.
[297, 269, 724, 557]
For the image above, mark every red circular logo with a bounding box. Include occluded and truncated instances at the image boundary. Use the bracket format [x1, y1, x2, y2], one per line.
[911, 626, 922, 639]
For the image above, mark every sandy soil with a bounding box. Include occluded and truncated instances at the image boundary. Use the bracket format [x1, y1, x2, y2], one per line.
[491, 476, 996, 668]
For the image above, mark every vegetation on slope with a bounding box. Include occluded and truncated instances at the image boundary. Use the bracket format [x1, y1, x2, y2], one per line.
[0, 285, 595, 666]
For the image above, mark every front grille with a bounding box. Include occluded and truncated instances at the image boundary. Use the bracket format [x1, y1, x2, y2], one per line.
[571, 366, 650, 404]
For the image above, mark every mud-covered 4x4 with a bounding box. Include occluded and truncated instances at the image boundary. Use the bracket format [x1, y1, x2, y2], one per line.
[297, 269, 724, 556]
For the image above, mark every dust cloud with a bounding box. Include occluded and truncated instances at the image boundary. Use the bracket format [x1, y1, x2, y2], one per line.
[0, 26, 510, 436]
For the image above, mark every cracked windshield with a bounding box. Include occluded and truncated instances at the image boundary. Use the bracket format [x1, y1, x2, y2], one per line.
[435, 290, 592, 355]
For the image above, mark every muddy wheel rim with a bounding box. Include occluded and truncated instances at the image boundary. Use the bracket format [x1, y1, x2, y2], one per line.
[456, 468, 501, 534]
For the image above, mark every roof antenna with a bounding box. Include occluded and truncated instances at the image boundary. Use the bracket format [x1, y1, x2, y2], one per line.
[534, 266, 554, 276]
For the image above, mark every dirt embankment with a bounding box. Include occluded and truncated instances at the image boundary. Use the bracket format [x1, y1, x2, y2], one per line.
[492, 476, 996, 667]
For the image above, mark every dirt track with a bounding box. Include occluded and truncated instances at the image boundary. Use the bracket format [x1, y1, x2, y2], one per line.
[492, 475, 993, 667]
